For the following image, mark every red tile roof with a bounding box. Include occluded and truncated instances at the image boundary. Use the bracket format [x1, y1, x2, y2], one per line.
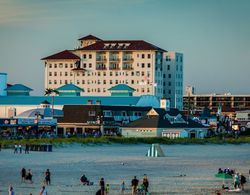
[78, 34, 102, 41]
[76, 40, 166, 51]
[41, 50, 80, 60]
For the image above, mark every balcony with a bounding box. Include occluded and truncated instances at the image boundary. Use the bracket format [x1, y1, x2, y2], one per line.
[109, 57, 120, 62]
[122, 64, 133, 70]
[109, 64, 120, 70]
[96, 65, 107, 70]
[96, 56, 107, 62]
[123, 56, 133, 62]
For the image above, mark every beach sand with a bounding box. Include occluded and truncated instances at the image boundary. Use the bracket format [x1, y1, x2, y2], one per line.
[0, 143, 249, 194]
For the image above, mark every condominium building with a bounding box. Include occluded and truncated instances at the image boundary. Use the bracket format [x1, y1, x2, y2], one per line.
[183, 86, 250, 112]
[41, 35, 183, 109]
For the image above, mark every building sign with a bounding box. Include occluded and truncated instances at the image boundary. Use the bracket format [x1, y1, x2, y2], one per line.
[0, 119, 18, 126]
[38, 119, 57, 126]
[18, 118, 35, 125]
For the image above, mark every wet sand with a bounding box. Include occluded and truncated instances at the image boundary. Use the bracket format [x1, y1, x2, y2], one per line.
[0, 144, 249, 194]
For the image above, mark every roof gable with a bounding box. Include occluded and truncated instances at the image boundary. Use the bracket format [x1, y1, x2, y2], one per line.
[108, 84, 135, 92]
[78, 34, 102, 41]
[41, 50, 80, 60]
[5, 84, 33, 92]
[56, 84, 83, 92]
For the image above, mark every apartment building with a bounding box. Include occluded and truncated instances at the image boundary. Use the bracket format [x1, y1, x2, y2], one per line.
[162, 52, 183, 110]
[183, 86, 250, 112]
[42, 35, 183, 108]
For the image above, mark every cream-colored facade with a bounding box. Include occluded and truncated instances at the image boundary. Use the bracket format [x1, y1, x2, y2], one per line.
[42, 35, 182, 103]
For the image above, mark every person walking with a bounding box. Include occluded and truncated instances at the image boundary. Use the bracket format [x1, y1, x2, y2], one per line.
[14, 145, 18, 154]
[8, 185, 14, 195]
[25, 144, 29, 154]
[142, 174, 149, 193]
[21, 168, 26, 183]
[45, 169, 51, 185]
[240, 174, 246, 190]
[18, 144, 22, 154]
[99, 178, 105, 195]
[39, 186, 47, 195]
[131, 176, 139, 195]
[26, 169, 33, 184]
[121, 181, 125, 194]
[105, 183, 110, 194]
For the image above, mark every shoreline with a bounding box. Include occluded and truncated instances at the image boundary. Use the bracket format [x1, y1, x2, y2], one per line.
[1, 136, 250, 147]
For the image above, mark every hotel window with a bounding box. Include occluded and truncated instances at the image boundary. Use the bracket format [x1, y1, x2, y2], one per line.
[89, 63, 92, 68]
[88, 73, 90, 76]
[87, 88, 90, 92]
[59, 63, 63, 68]
[180, 65, 183, 71]
[147, 88, 150, 93]
[103, 88, 106, 92]
[49, 80, 52, 84]
[103, 80, 106, 84]
[142, 88, 145, 93]
[97, 88, 100, 92]
[137, 54, 139, 58]
[77, 80, 80, 84]
[89, 54, 92, 59]
[103, 72, 106, 76]
[65, 64, 68, 68]
[163, 74, 166, 78]
[136, 71, 140, 76]
[54, 64, 57, 68]
[168, 74, 171, 78]
[168, 82, 171, 86]
[142, 71, 145, 76]
[77, 72, 80, 76]
[82, 72, 85, 76]
[54, 80, 57, 84]
[163, 82, 165, 86]
[142, 63, 145, 68]
[167, 65, 170, 70]
[115, 72, 119, 76]
[176, 65, 178, 71]
[131, 72, 134, 76]
[60, 80, 62, 84]
[147, 63, 151, 68]
[70, 64, 73, 68]
[70, 72, 73, 76]
[83, 63, 86, 68]
[49, 72, 52, 76]
[116, 80, 118, 84]
[163, 90, 165, 94]
[49, 64, 52, 68]
[142, 54, 145, 59]
[65, 80, 68, 84]
[148, 54, 151, 59]
[65, 72, 68, 76]
[110, 72, 113, 76]
[87, 80, 90, 84]
[54, 72, 57, 76]
[83, 54, 86, 59]
[176, 56, 178, 62]
[131, 80, 134, 84]
[98, 72, 100, 76]
[180, 56, 183, 62]
[110, 80, 113, 84]
[168, 90, 171, 94]
[82, 80, 85, 84]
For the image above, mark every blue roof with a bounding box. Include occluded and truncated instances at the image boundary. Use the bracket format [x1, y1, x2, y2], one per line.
[0, 73, 7, 75]
[108, 84, 135, 91]
[56, 84, 83, 92]
[5, 84, 33, 91]
[0, 96, 143, 106]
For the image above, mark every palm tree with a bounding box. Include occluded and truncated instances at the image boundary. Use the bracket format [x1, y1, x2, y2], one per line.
[44, 88, 59, 118]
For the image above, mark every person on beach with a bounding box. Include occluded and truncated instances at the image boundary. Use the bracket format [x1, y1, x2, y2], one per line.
[80, 174, 90, 185]
[105, 183, 110, 194]
[45, 169, 51, 185]
[26, 169, 33, 183]
[25, 144, 29, 154]
[240, 174, 246, 190]
[14, 145, 18, 154]
[39, 186, 47, 195]
[131, 176, 139, 195]
[99, 177, 105, 195]
[0, 142, 2, 151]
[21, 168, 26, 183]
[8, 185, 14, 195]
[142, 174, 149, 192]
[234, 173, 240, 189]
[121, 181, 125, 194]
[19, 144, 22, 154]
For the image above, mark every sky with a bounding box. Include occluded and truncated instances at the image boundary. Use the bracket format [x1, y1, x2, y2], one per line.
[0, 0, 250, 95]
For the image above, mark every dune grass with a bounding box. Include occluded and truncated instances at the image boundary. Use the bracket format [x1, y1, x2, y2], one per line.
[0, 136, 250, 148]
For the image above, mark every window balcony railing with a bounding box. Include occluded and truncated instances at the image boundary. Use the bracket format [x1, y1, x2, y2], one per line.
[96, 57, 107, 62]
[123, 56, 133, 62]
[109, 65, 120, 70]
[96, 65, 107, 70]
[122, 65, 133, 70]
[109, 57, 120, 62]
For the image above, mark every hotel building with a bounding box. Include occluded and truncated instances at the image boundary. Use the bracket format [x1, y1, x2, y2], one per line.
[41, 35, 183, 109]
